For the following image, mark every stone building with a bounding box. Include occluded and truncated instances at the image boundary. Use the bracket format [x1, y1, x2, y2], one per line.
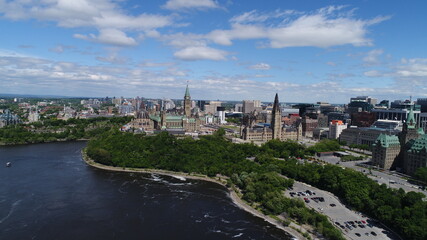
[372, 134, 401, 170]
[405, 135, 427, 175]
[371, 107, 427, 175]
[241, 94, 302, 143]
[149, 85, 203, 132]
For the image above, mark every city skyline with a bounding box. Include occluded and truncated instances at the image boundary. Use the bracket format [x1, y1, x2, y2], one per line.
[1, 0, 427, 103]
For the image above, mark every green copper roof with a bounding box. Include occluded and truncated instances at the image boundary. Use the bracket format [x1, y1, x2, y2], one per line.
[409, 134, 427, 152]
[418, 128, 425, 135]
[167, 115, 184, 121]
[406, 106, 416, 129]
[373, 134, 400, 148]
[149, 115, 161, 122]
[184, 84, 190, 98]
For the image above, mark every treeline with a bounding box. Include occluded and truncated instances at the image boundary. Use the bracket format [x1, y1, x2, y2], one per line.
[253, 140, 426, 240]
[87, 131, 346, 240]
[0, 116, 132, 144]
[87, 132, 427, 240]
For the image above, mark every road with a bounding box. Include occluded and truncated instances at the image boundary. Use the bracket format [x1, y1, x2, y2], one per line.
[316, 155, 427, 195]
[285, 181, 401, 240]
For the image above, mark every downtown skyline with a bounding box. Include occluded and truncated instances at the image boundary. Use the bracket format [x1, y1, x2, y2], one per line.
[1, 0, 427, 103]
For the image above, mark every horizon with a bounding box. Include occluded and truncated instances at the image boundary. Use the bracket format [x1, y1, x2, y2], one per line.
[0, 92, 414, 106]
[1, 1, 427, 103]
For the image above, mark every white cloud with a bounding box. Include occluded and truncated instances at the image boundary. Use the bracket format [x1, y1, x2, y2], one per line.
[74, 29, 137, 46]
[326, 61, 336, 66]
[139, 61, 176, 68]
[160, 33, 206, 48]
[363, 49, 383, 65]
[364, 70, 382, 77]
[250, 63, 271, 70]
[49, 45, 75, 53]
[0, 0, 173, 46]
[0, 0, 173, 30]
[174, 46, 228, 61]
[96, 55, 129, 64]
[3, 54, 427, 102]
[230, 9, 300, 24]
[207, 24, 266, 45]
[162, 0, 219, 11]
[206, 6, 390, 48]
[396, 58, 427, 77]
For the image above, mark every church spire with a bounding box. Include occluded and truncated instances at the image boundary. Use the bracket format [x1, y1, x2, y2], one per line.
[271, 93, 282, 140]
[272, 93, 280, 112]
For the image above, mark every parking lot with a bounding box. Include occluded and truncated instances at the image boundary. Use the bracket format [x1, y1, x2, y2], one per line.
[285, 181, 400, 240]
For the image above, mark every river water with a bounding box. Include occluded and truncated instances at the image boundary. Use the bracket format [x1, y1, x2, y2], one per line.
[0, 142, 293, 240]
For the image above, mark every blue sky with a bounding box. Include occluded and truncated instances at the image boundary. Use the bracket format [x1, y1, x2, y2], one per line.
[1, 0, 427, 103]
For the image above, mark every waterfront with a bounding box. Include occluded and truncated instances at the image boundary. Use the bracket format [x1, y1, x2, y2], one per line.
[0, 142, 293, 240]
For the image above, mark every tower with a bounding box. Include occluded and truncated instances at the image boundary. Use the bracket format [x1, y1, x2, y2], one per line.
[184, 84, 191, 117]
[400, 106, 419, 145]
[271, 93, 282, 140]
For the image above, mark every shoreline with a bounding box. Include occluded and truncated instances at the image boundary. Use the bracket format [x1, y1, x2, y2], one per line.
[81, 150, 310, 240]
[0, 138, 88, 146]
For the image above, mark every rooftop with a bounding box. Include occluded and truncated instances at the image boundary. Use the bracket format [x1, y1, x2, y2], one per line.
[373, 134, 400, 148]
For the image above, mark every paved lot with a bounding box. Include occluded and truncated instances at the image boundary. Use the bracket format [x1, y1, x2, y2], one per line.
[285, 181, 401, 240]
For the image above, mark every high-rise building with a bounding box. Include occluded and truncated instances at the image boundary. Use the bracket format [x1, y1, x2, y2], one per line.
[417, 98, 427, 112]
[242, 100, 261, 114]
[328, 120, 347, 139]
[204, 101, 222, 114]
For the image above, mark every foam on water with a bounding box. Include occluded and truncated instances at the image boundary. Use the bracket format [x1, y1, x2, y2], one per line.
[0, 200, 22, 224]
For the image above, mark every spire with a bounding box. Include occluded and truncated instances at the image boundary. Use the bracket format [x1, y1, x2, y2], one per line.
[184, 83, 190, 98]
[272, 93, 280, 113]
[406, 105, 416, 129]
[271, 93, 282, 140]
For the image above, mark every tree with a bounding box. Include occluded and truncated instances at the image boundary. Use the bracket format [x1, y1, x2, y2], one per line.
[414, 167, 427, 184]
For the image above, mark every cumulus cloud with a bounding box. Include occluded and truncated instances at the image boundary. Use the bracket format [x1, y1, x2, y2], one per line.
[364, 70, 382, 77]
[96, 55, 129, 64]
[396, 58, 427, 77]
[0, 54, 191, 97]
[0, 0, 173, 46]
[3, 52, 427, 102]
[49, 45, 75, 53]
[139, 61, 176, 68]
[363, 49, 383, 65]
[206, 6, 390, 48]
[174, 46, 228, 61]
[74, 29, 138, 46]
[249, 63, 271, 70]
[162, 0, 219, 11]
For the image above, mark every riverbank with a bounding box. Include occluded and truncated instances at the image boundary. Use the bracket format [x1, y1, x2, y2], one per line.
[0, 138, 89, 146]
[81, 149, 312, 240]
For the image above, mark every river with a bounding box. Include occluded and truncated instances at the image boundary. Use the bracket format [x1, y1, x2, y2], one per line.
[0, 142, 293, 240]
